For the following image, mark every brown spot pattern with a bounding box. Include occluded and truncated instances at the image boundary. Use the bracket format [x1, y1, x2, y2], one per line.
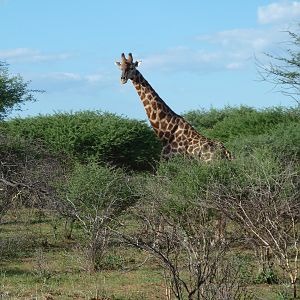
[129, 68, 232, 161]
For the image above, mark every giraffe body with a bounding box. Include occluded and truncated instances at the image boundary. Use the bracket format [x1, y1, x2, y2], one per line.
[116, 53, 232, 161]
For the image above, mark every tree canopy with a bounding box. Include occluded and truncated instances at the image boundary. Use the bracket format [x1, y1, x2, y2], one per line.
[0, 62, 40, 119]
[258, 26, 300, 104]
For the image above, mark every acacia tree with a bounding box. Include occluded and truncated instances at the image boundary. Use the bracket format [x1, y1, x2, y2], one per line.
[212, 155, 300, 299]
[0, 133, 66, 222]
[0, 62, 45, 217]
[258, 27, 300, 103]
[0, 61, 41, 119]
[63, 162, 135, 272]
[113, 167, 253, 300]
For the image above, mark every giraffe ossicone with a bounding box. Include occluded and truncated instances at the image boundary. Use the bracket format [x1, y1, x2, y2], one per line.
[115, 53, 232, 161]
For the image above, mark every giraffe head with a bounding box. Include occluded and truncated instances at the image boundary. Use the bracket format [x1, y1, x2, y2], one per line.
[115, 53, 141, 84]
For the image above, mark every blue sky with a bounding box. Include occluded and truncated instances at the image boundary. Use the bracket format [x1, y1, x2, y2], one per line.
[0, 0, 299, 120]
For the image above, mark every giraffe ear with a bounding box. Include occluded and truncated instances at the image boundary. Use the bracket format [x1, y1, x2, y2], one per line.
[115, 61, 121, 68]
[134, 61, 142, 67]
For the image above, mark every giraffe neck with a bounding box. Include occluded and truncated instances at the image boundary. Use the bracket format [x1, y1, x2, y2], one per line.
[131, 70, 179, 142]
[129, 70, 232, 160]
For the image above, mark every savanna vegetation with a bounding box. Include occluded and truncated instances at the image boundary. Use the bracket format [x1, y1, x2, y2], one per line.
[1, 26, 300, 300]
[0, 106, 299, 300]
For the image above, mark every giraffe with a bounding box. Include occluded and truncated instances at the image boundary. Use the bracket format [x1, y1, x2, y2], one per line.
[115, 53, 232, 161]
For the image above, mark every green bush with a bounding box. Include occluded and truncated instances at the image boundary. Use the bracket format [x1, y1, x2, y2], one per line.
[65, 161, 135, 217]
[157, 156, 231, 199]
[143, 146, 294, 221]
[135, 156, 234, 221]
[228, 122, 300, 162]
[100, 253, 125, 270]
[184, 106, 232, 131]
[3, 106, 299, 171]
[3, 111, 161, 171]
[255, 268, 279, 284]
[62, 161, 136, 271]
[184, 106, 300, 142]
[184, 106, 300, 164]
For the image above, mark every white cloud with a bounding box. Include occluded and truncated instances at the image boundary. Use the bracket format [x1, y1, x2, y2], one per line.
[41, 72, 105, 83]
[34, 71, 111, 93]
[0, 48, 72, 63]
[144, 19, 294, 74]
[142, 47, 224, 73]
[141, 1, 300, 75]
[258, 1, 300, 24]
[142, 48, 249, 74]
[226, 62, 243, 70]
[198, 28, 281, 52]
[41, 72, 81, 81]
[142, 28, 281, 73]
[85, 74, 105, 83]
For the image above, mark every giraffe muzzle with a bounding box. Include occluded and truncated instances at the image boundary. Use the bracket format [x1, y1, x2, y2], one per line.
[121, 76, 128, 84]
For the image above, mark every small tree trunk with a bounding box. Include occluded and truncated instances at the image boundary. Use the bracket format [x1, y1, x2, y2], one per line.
[292, 280, 297, 299]
[64, 218, 75, 239]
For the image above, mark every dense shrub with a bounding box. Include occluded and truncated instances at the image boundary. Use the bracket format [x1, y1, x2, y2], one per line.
[154, 156, 230, 216]
[184, 106, 300, 142]
[156, 148, 290, 197]
[0, 130, 64, 216]
[184, 107, 232, 131]
[65, 162, 134, 217]
[228, 122, 300, 162]
[1, 104, 299, 297]
[62, 161, 136, 271]
[135, 145, 299, 242]
[3, 106, 298, 171]
[3, 111, 161, 171]
[131, 147, 299, 293]
[130, 155, 268, 299]
[184, 106, 300, 164]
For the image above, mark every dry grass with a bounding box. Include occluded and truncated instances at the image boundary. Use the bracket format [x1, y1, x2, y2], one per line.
[0, 209, 298, 300]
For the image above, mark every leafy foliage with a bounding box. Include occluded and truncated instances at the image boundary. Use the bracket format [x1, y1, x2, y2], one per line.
[1, 104, 299, 298]
[257, 27, 300, 102]
[65, 161, 134, 217]
[3, 111, 161, 170]
[62, 161, 136, 271]
[229, 121, 300, 161]
[0, 62, 41, 119]
[3, 106, 298, 172]
[184, 106, 300, 142]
